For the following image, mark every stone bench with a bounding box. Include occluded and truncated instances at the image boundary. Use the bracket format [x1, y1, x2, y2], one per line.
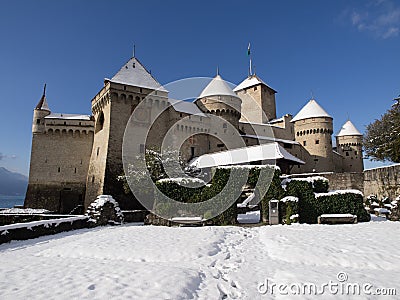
[169, 217, 205, 226]
[318, 214, 357, 224]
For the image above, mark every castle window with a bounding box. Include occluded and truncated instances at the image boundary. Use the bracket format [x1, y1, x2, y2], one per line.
[346, 152, 349, 156]
[124, 85, 126, 91]
[36, 119, 40, 124]
[80, 159, 83, 165]
[64, 122, 66, 125]
[140, 88, 143, 93]
[355, 151, 358, 155]
[315, 140, 320, 144]
[303, 141, 307, 146]
[254, 86, 257, 91]
[92, 176, 95, 183]
[95, 111, 105, 133]
[58, 167, 61, 173]
[74, 168, 77, 174]
[180, 113, 183, 118]
[97, 147, 100, 157]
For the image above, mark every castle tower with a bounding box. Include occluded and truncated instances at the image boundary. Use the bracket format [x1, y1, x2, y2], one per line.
[32, 84, 51, 133]
[85, 56, 168, 209]
[292, 99, 334, 172]
[25, 85, 95, 213]
[234, 74, 277, 123]
[195, 74, 242, 129]
[336, 120, 364, 172]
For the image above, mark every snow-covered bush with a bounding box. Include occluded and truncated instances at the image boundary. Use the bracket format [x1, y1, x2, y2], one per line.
[279, 196, 299, 225]
[284, 180, 370, 224]
[282, 176, 329, 193]
[86, 195, 124, 226]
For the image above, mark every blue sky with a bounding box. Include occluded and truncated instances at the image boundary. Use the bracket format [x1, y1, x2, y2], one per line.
[0, 0, 399, 175]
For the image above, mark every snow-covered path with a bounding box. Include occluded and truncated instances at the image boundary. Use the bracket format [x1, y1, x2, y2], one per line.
[0, 220, 399, 299]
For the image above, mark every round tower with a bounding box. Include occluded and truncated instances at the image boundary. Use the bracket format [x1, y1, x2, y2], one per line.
[336, 120, 364, 173]
[292, 99, 334, 172]
[195, 74, 241, 129]
[32, 84, 51, 134]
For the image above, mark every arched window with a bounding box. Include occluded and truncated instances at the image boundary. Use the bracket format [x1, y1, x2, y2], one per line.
[96, 111, 105, 133]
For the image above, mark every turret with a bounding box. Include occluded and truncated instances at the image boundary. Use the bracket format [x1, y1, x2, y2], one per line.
[336, 120, 364, 172]
[195, 73, 241, 129]
[32, 84, 51, 134]
[234, 74, 277, 123]
[292, 98, 334, 172]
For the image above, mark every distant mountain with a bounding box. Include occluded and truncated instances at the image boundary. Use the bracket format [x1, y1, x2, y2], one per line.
[0, 167, 28, 196]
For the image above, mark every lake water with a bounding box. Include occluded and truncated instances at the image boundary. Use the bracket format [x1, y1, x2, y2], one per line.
[0, 195, 25, 208]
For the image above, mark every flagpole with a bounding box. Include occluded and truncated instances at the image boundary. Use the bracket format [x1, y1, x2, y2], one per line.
[248, 42, 252, 77]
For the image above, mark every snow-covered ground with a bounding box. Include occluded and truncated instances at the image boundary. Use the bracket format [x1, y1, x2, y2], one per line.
[0, 219, 399, 299]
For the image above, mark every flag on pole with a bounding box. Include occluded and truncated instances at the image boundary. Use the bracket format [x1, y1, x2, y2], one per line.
[247, 43, 251, 56]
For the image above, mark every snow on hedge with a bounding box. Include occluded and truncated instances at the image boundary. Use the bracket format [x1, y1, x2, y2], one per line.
[315, 189, 363, 198]
[217, 164, 280, 170]
[157, 177, 206, 185]
[280, 196, 299, 203]
[281, 176, 328, 188]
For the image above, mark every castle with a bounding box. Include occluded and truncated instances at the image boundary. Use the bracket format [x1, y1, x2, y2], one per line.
[25, 56, 363, 213]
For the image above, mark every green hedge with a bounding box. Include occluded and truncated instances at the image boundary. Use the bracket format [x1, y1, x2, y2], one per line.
[285, 180, 317, 223]
[285, 180, 370, 223]
[279, 197, 299, 225]
[313, 192, 370, 222]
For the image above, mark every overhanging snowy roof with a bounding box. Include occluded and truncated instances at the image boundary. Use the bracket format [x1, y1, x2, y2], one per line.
[291, 99, 332, 122]
[198, 75, 237, 98]
[337, 120, 362, 137]
[45, 113, 92, 121]
[189, 142, 304, 168]
[168, 99, 207, 116]
[106, 57, 167, 92]
[233, 74, 276, 93]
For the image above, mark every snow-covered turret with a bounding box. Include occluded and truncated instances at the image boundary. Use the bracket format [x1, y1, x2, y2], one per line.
[336, 120, 364, 172]
[292, 98, 334, 172]
[196, 73, 242, 129]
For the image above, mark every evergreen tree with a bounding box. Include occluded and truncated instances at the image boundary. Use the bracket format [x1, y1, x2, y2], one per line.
[364, 97, 400, 162]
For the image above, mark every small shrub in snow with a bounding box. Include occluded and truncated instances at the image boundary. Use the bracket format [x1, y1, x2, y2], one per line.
[86, 195, 124, 226]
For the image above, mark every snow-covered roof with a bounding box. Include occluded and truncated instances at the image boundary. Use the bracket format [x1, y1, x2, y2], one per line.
[189, 142, 305, 168]
[291, 99, 332, 122]
[198, 75, 237, 98]
[45, 113, 92, 120]
[233, 74, 276, 93]
[168, 99, 207, 116]
[337, 120, 362, 137]
[107, 57, 168, 92]
[241, 134, 300, 145]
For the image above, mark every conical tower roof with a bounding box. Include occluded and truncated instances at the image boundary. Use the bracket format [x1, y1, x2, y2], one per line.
[35, 84, 50, 111]
[233, 74, 276, 93]
[107, 57, 167, 92]
[198, 74, 237, 98]
[291, 99, 332, 122]
[337, 120, 362, 137]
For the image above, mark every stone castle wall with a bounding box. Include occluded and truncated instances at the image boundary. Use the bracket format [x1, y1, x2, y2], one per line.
[363, 164, 400, 199]
[25, 126, 94, 213]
